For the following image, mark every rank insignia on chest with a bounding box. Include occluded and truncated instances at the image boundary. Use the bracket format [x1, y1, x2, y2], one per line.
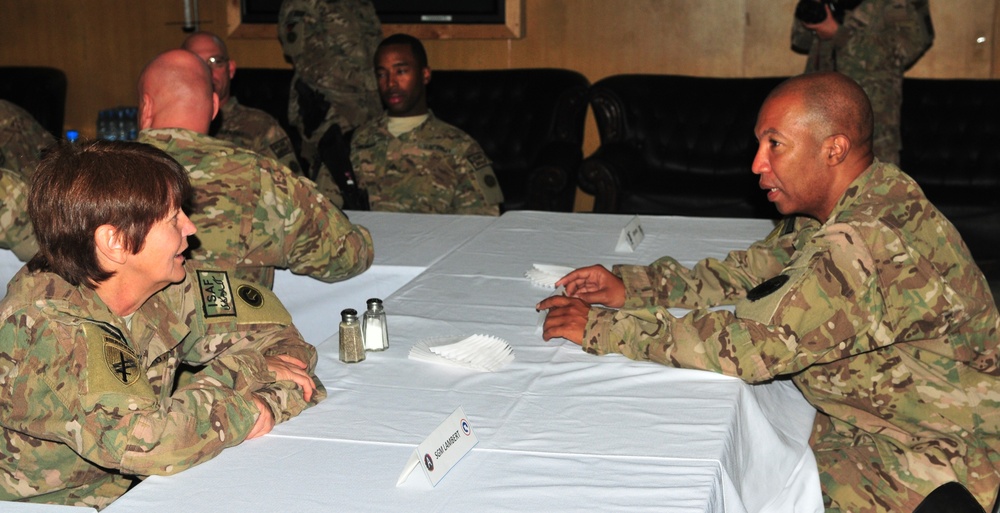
[102, 330, 140, 386]
[197, 269, 237, 318]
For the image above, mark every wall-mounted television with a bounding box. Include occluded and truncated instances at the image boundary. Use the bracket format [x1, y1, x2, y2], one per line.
[240, 0, 506, 25]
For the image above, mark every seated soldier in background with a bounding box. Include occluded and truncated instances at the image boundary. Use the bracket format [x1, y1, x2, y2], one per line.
[0, 167, 36, 260]
[0, 99, 56, 178]
[0, 140, 322, 508]
[350, 34, 504, 216]
[538, 72, 1000, 511]
[181, 30, 304, 176]
[136, 48, 373, 289]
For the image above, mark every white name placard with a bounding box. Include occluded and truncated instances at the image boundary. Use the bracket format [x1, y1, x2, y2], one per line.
[615, 215, 644, 253]
[397, 407, 479, 487]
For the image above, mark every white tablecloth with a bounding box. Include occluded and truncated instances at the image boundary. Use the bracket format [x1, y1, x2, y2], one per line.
[1, 211, 823, 513]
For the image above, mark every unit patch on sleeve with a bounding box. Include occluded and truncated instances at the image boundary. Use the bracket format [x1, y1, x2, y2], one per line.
[237, 284, 264, 308]
[197, 269, 237, 318]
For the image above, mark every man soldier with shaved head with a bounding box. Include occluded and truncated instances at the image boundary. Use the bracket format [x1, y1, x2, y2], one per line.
[136, 48, 373, 289]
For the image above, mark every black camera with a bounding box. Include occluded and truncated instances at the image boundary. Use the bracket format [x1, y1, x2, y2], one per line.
[794, 0, 863, 25]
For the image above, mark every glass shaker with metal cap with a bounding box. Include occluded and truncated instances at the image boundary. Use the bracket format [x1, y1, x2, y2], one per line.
[339, 308, 366, 363]
[362, 298, 389, 352]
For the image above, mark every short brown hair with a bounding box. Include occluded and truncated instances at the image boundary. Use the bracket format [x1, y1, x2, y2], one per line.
[27, 140, 192, 287]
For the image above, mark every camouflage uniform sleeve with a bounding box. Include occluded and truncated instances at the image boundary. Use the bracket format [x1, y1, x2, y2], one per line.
[0, 309, 259, 479]
[176, 270, 327, 424]
[250, 156, 373, 283]
[261, 124, 304, 176]
[451, 139, 503, 216]
[0, 168, 38, 260]
[277, 0, 312, 64]
[790, 16, 814, 54]
[613, 217, 813, 310]
[582, 222, 881, 383]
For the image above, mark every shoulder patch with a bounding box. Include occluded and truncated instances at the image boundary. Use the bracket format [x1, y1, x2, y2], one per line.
[81, 322, 154, 399]
[269, 138, 294, 159]
[237, 284, 264, 308]
[468, 151, 490, 171]
[102, 328, 140, 386]
[197, 270, 237, 318]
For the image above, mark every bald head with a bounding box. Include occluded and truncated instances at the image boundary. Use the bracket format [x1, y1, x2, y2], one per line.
[137, 49, 218, 134]
[182, 31, 229, 57]
[766, 72, 874, 162]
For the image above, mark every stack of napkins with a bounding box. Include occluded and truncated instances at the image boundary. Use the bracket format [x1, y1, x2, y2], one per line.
[525, 263, 575, 288]
[409, 334, 514, 372]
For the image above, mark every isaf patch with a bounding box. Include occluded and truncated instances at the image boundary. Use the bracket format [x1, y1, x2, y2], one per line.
[468, 151, 490, 171]
[197, 270, 237, 318]
[270, 138, 294, 159]
[101, 326, 140, 386]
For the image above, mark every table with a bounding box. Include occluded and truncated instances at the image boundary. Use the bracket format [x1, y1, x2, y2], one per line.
[3, 211, 824, 513]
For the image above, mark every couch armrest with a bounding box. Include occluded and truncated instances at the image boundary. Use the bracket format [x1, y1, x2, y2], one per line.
[524, 141, 583, 211]
[577, 143, 645, 213]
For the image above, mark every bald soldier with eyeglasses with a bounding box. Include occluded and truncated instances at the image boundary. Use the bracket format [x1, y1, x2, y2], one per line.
[182, 31, 303, 176]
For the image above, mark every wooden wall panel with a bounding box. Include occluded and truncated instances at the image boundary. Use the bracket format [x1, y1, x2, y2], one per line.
[1, 0, 996, 146]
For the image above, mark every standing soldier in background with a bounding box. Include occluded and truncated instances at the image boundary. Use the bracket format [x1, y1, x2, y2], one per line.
[182, 31, 304, 176]
[791, 0, 933, 165]
[278, 0, 383, 204]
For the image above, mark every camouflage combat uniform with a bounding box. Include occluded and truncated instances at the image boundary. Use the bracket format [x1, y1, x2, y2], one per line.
[0, 99, 57, 178]
[350, 112, 504, 215]
[138, 128, 374, 289]
[791, 0, 934, 165]
[0, 266, 325, 508]
[581, 161, 1000, 512]
[212, 96, 303, 176]
[0, 168, 37, 260]
[278, 0, 383, 174]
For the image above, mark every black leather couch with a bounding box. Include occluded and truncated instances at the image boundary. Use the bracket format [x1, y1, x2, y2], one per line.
[577, 74, 1000, 289]
[230, 67, 590, 212]
[426, 69, 590, 212]
[0, 66, 67, 138]
[577, 74, 788, 219]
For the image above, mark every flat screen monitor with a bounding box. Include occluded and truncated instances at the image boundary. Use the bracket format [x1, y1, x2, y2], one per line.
[240, 0, 505, 25]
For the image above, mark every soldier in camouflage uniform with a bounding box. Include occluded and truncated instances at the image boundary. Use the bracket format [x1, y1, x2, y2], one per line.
[278, 0, 383, 182]
[538, 73, 1000, 512]
[0, 167, 37, 260]
[791, 0, 934, 164]
[0, 99, 57, 178]
[182, 31, 303, 175]
[137, 49, 373, 289]
[0, 140, 323, 508]
[350, 34, 504, 216]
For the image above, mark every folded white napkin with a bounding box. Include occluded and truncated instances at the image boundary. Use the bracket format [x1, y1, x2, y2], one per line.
[409, 334, 515, 372]
[525, 263, 575, 288]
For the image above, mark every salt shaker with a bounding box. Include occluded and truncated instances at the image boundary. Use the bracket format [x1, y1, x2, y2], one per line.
[339, 308, 366, 363]
[362, 298, 389, 352]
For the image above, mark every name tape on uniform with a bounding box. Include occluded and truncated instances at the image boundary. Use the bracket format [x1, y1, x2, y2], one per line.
[397, 406, 479, 487]
[615, 215, 645, 253]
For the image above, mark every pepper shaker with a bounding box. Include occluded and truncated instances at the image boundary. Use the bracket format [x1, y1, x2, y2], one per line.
[339, 308, 366, 363]
[362, 298, 389, 352]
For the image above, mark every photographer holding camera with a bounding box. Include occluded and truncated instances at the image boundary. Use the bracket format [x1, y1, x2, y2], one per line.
[791, 0, 933, 165]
